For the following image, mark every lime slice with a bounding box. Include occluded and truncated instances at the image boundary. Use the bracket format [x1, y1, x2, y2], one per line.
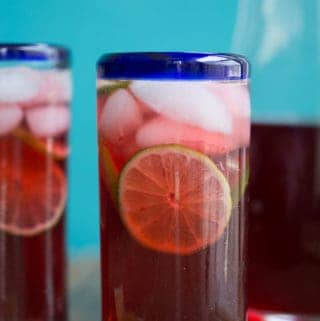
[214, 151, 249, 207]
[97, 81, 131, 96]
[0, 136, 66, 236]
[231, 161, 249, 207]
[118, 144, 232, 255]
[13, 127, 69, 160]
[99, 142, 120, 203]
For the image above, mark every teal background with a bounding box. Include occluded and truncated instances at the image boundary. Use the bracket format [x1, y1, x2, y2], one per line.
[0, 0, 238, 252]
[2, 0, 319, 252]
[232, 0, 320, 124]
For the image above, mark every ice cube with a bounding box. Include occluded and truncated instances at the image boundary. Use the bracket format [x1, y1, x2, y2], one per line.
[0, 104, 23, 136]
[233, 116, 250, 147]
[100, 89, 143, 144]
[206, 82, 250, 146]
[43, 70, 72, 103]
[134, 96, 157, 120]
[136, 116, 238, 155]
[24, 70, 72, 107]
[0, 67, 41, 103]
[130, 81, 232, 134]
[26, 105, 70, 137]
[209, 82, 250, 118]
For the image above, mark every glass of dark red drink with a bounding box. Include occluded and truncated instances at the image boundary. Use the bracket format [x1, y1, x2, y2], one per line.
[0, 44, 71, 321]
[248, 122, 320, 320]
[97, 52, 250, 321]
[230, 1, 320, 319]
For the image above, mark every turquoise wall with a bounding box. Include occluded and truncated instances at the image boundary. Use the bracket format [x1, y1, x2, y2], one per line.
[232, 0, 320, 124]
[0, 0, 238, 251]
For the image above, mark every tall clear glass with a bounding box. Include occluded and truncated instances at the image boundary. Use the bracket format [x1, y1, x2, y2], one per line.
[97, 52, 250, 321]
[0, 44, 71, 321]
[232, 2, 320, 320]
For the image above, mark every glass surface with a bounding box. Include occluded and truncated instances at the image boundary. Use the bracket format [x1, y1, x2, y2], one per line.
[232, 2, 320, 320]
[97, 52, 250, 321]
[0, 44, 71, 321]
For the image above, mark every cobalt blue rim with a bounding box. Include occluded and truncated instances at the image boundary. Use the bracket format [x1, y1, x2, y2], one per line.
[0, 44, 70, 65]
[97, 52, 249, 80]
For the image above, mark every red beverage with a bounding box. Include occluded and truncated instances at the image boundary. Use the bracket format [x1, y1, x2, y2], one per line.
[97, 53, 250, 321]
[248, 123, 320, 317]
[0, 46, 71, 321]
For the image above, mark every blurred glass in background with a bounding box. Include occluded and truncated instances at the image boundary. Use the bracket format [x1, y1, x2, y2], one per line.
[232, 1, 320, 320]
[232, 0, 320, 122]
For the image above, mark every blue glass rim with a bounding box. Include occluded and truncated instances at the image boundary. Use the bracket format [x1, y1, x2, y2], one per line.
[0, 43, 70, 65]
[97, 52, 249, 80]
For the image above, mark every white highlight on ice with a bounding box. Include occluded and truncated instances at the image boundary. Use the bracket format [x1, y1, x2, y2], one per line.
[0, 67, 41, 103]
[209, 82, 251, 118]
[130, 81, 232, 134]
[26, 105, 70, 137]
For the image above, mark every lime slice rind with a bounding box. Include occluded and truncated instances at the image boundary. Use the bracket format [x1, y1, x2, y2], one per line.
[99, 142, 120, 204]
[13, 127, 69, 160]
[98, 81, 131, 97]
[230, 160, 249, 208]
[0, 138, 67, 237]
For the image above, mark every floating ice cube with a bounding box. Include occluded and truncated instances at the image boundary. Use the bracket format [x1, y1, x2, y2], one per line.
[26, 105, 70, 137]
[130, 81, 232, 134]
[44, 70, 72, 103]
[233, 116, 250, 146]
[25, 70, 72, 106]
[0, 67, 41, 103]
[209, 82, 250, 118]
[135, 96, 158, 120]
[100, 89, 143, 144]
[136, 116, 237, 155]
[0, 104, 23, 136]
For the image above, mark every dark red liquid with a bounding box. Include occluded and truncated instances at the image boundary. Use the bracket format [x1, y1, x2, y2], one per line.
[0, 221, 67, 321]
[248, 124, 320, 315]
[99, 150, 248, 321]
[0, 134, 67, 321]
